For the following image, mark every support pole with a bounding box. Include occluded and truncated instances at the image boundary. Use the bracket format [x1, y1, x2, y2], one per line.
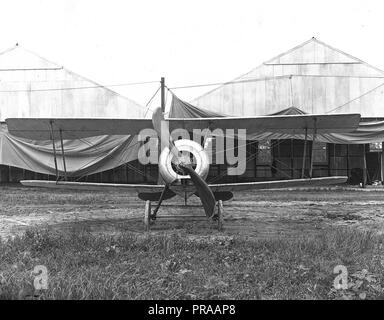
[217, 200, 224, 231]
[160, 77, 165, 113]
[152, 184, 169, 218]
[49, 121, 59, 181]
[309, 119, 317, 179]
[290, 138, 294, 178]
[362, 144, 367, 188]
[381, 142, 384, 185]
[158, 76, 165, 187]
[144, 200, 151, 232]
[182, 179, 188, 206]
[301, 128, 308, 178]
[59, 129, 67, 181]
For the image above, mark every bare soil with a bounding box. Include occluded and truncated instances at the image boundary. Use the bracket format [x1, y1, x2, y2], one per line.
[1, 184, 384, 240]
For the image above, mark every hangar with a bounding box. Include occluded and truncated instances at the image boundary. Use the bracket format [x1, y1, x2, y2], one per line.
[1, 38, 384, 185]
[0, 44, 147, 183]
[190, 37, 384, 185]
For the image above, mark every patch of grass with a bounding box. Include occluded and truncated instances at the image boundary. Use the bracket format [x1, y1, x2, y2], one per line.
[0, 186, 132, 206]
[1, 227, 383, 300]
[2, 185, 384, 207]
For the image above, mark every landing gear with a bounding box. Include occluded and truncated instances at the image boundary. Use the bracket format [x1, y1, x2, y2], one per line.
[144, 200, 151, 232]
[143, 199, 225, 231]
[217, 200, 224, 231]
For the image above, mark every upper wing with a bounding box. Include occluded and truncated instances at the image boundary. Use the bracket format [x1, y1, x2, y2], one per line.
[6, 118, 152, 140]
[168, 114, 361, 134]
[6, 113, 361, 140]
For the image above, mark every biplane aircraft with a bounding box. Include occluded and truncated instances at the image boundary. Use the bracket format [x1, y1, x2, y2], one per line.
[6, 107, 361, 231]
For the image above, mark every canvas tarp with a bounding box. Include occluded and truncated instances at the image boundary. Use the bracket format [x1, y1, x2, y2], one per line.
[244, 122, 384, 144]
[2, 95, 384, 177]
[169, 94, 384, 144]
[169, 94, 225, 118]
[0, 128, 141, 177]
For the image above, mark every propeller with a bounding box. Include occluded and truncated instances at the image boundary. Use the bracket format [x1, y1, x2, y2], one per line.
[178, 163, 216, 218]
[151, 107, 216, 218]
[152, 107, 180, 159]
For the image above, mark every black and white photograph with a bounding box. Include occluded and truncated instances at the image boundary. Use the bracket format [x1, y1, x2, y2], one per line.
[0, 0, 384, 309]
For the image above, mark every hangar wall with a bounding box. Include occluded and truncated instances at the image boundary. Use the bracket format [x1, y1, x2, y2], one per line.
[188, 38, 384, 184]
[1, 39, 384, 184]
[0, 44, 147, 183]
[0, 45, 144, 120]
[192, 38, 384, 118]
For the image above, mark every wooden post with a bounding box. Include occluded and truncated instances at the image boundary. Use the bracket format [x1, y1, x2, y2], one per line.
[217, 200, 224, 231]
[254, 141, 257, 178]
[301, 128, 308, 178]
[144, 200, 151, 232]
[182, 179, 188, 205]
[309, 119, 317, 179]
[290, 138, 294, 178]
[346, 144, 350, 178]
[160, 77, 165, 113]
[59, 129, 67, 181]
[327, 144, 331, 176]
[381, 142, 384, 185]
[333, 144, 336, 176]
[49, 121, 59, 180]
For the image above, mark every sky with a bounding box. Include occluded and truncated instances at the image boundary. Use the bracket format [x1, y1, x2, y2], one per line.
[1, 0, 384, 107]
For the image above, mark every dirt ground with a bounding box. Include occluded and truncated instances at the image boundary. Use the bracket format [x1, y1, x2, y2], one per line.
[1, 184, 384, 240]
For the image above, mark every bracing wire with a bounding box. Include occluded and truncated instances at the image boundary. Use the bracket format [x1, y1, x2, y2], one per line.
[168, 76, 291, 90]
[326, 82, 384, 114]
[206, 138, 304, 184]
[167, 74, 384, 91]
[143, 86, 161, 118]
[0, 80, 159, 93]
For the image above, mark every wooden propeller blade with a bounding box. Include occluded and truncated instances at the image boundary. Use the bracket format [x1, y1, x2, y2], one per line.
[151, 107, 179, 158]
[180, 163, 216, 218]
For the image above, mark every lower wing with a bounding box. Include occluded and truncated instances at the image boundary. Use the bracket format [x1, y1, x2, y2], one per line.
[20, 176, 347, 193]
[20, 180, 165, 193]
[208, 176, 347, 192]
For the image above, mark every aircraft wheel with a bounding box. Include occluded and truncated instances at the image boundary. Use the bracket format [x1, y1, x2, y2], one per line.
[217, 200, 224, 231]
[144, 200, 151, 232]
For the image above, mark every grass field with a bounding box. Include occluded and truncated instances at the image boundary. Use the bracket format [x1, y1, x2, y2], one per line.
[1, 184, 384, 300]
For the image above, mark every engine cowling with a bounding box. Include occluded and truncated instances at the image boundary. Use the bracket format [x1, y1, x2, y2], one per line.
[158, 139, 210, 185]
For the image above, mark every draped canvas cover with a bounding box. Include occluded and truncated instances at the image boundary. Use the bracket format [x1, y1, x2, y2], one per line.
[169, 94, 225, 118]
[244, 122, 384, 144]
[1, 94, 384, 177]
[170, 94, 384, 143]
[2, 39, 384, 178]
[0, 127, 140, 176]
[0, 44, 145, 177]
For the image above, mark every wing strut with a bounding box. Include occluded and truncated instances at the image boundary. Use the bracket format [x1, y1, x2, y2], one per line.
[49, 120, 59, 181]
[59, 129, 68, 181]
